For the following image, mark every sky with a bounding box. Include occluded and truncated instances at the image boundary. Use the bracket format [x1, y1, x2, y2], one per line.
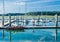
[0, 0, 60, 14]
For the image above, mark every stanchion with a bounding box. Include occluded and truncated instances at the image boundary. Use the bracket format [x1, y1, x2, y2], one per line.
[33, 19, 35, 32]
[9, 15, 11, 27]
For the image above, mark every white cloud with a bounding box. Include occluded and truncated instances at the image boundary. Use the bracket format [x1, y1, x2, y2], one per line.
[27, 0, 52, 4]
[13, 2, 25, 6]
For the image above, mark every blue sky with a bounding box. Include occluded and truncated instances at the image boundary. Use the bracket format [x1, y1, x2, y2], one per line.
[0, 0, 60, 14]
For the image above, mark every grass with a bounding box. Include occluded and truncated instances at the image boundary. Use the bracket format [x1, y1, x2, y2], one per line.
[0, 15, 60, 19]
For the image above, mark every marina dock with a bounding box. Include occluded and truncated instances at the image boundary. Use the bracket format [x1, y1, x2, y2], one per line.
[0, 0, 60, 42]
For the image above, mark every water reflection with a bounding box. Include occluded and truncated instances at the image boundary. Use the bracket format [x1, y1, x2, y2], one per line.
[0, 29, 57, 42]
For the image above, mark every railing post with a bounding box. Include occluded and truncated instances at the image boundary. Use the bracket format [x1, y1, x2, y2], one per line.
[55, 14, 58, 27]
[2, 0, 5, 38]
[16, 15, 19, 26]
[9, 15, 11, 27]
[37, 15, 40, 25]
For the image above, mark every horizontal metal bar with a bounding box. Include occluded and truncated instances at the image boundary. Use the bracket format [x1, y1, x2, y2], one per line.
[0, 27, 60, 30]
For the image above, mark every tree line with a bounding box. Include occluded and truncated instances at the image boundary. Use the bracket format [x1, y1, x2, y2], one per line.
[0, 11, 60, 16]
[26, 11, 60, 16]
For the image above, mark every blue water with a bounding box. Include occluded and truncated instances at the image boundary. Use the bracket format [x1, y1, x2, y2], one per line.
[0, 18, 60, 42]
